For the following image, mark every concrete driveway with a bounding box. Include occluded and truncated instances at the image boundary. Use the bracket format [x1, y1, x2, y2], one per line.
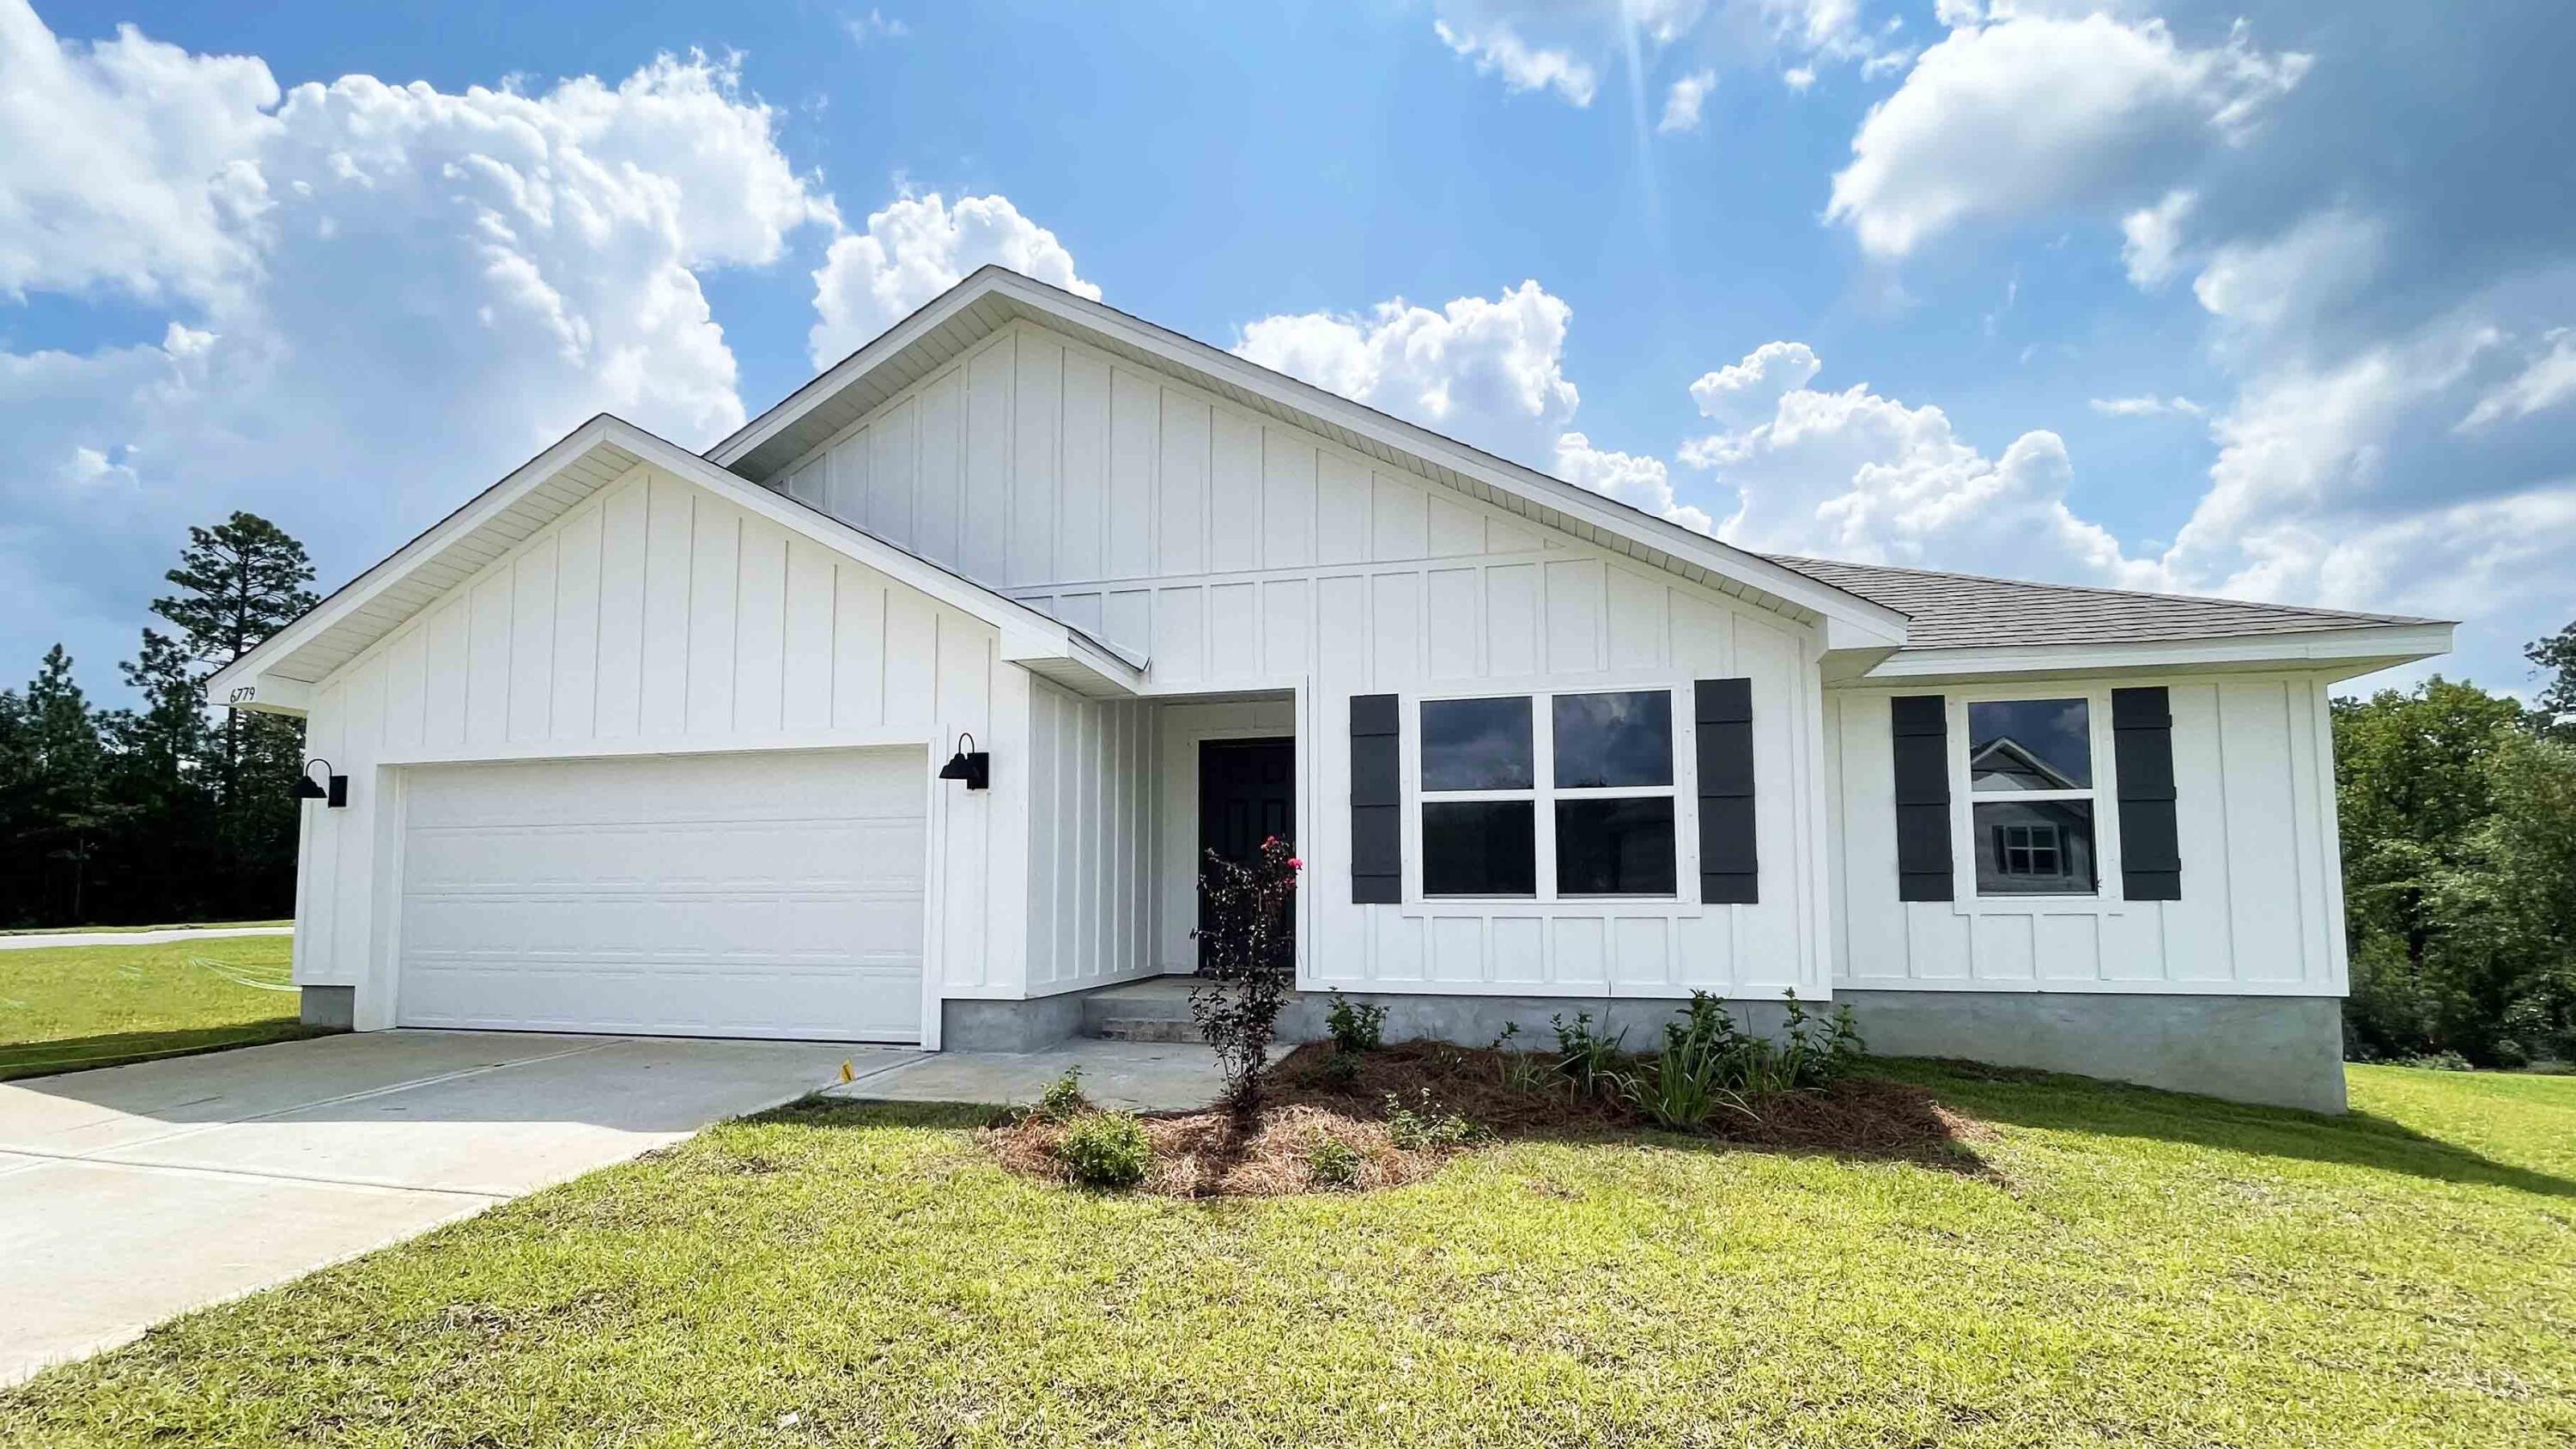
[0, 1030, 920, 1385]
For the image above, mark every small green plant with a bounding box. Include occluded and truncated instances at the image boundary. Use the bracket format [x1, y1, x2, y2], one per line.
[1382, 1088, 1492, 1150]
[1055, 1111, 1151, 1188]
[1551, 1011, 1628, 1098]
[2401, 1050, 2475, 1072]
[1491, 1022, 1552, 1093]
[1321, 1049, 1363, 1087]
[1033, 1066, 1089, 1123]
[1621, 1032, 1759, 1131]
[1326, 991, 1388, 1053]
[1306, 1135, 1365, 1188]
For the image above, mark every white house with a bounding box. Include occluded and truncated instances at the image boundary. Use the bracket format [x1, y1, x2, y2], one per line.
[209, 268, 2452, 1113]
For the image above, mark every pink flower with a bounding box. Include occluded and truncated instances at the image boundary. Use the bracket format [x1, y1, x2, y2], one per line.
[1288, 857, 1304, 870]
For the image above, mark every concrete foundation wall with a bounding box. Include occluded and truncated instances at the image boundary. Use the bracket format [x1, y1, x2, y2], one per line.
[942, 994, 1091, 1053]
[1839, 990, 2347, 1113]
[1275, 992, 1799, 1053]
[299, 985, 355, 1031]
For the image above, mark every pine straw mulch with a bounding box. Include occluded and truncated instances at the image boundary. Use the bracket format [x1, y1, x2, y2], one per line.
[981, 1040, 1997, 1198]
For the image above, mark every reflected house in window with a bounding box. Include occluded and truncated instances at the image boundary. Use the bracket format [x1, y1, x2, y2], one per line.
[1965, 704, 2099, 896]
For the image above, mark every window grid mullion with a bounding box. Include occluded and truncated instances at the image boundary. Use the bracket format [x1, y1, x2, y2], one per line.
[1533, 697, 1558, 903]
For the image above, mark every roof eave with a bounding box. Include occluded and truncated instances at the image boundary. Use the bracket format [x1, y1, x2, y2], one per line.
[1844, 621, 2457, 687]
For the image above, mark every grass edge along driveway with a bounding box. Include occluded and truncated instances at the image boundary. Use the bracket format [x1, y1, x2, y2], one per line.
[0, 935, 319, 1081]
[3, 1060, 2570, 1446]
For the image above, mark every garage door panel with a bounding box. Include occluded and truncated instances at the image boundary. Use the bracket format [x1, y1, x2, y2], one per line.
[398, 749, 927, 1042]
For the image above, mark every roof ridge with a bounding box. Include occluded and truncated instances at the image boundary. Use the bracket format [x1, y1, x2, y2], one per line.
[1763, 552, 2438, 628]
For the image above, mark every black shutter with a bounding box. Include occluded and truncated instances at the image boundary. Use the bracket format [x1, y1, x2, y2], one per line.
[1694, 679, 1759, 904]
[1350, 694, 1401, 904]
[2111, 686, 2181, 901]
[1890, 695, 1953, 902]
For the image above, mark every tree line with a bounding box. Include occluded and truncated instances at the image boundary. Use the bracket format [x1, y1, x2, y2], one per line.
[2337, 620, 2576, 1066]
[0, 514, 314, 927]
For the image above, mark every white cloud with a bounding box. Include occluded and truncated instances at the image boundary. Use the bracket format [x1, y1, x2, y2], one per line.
[1659, 69, 1716, 133]
[2088, 394, 2204, 417]
[2458, 330, 2576, 432]
[1826, 14, 2307, 259]
[0, 9, 278, 303]
[1433, 18, 1599, 107]
[1680, 342, 2156, 587]
[1554, 434, 1715, 533]
[1782, 65, 1817, 91]
[1234, 280, 1581, 468]
[1687, 340, 1822, 428]
[841, 9, 908, 45]
[0, 6, 839, 691]
[2120, 188, 2192, 288]
[807, 192, 1097, 367]
[2190, 208, 2383, 331]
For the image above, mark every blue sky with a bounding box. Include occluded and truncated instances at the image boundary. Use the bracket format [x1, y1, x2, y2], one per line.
[6, 0, 2571, 705]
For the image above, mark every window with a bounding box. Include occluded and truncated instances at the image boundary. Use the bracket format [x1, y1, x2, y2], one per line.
[1419, 690, 1679, 898]
[1965, 697, 2099, 896]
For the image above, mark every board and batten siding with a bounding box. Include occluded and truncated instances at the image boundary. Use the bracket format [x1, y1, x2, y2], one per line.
[758, 317, 1833, 1001]
[1024, 682, 1157, 996]
[1822, 674, 2348, 995]
[289, 465, 1030, 1028]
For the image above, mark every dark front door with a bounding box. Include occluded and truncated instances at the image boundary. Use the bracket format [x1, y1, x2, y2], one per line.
[1198, 738, 1295, 970]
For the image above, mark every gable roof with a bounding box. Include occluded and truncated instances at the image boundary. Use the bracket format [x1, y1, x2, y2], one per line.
[205, 414, 1144, 715]
[1768, 555, 2437, 650]
[708, 266, 1911, 648]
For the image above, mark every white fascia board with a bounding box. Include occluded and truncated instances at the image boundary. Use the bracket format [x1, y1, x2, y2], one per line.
[199, 673, 312, 716]
[709, 267, 1911, 644]
[1850, 621, 2456, 685]
[205, 415, 635, 707]
[706, 281, 992, 474]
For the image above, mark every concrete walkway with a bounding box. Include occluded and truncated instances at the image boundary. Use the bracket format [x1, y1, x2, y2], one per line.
[0, 1029, 902, 1385]
[824, 1038, 1261, 1112]
[0, 925, 295, 951]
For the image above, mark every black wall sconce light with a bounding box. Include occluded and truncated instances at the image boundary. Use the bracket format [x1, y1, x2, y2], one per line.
[937, 733, 989, 791]
[293, 758, 349, 808]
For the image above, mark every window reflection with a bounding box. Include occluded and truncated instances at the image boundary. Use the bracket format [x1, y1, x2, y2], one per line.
[1420, 696, 1534, 792]
[1971, 801, 2097, 894]
[1552, 691, 1674, 788]
[1967, 698, 2092, 791]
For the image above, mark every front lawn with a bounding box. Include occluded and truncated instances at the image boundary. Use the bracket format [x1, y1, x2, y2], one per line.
[4, 1062, 2571, 1446]
[0, 935, 319, 1081]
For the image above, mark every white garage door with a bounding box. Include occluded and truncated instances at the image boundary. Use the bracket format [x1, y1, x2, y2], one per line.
[397, 748, 927, 1042]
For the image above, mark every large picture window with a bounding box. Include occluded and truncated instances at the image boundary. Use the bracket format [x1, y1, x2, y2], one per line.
[1965, 697, 2099, 896]
[1419, 690, 1679, 899]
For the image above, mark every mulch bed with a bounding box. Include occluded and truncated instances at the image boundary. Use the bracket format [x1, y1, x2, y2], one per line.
[981, 1040, 1994, 1198]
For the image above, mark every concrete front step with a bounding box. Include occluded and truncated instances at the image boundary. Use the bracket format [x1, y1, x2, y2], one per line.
[1078, 977, 1201, 1042]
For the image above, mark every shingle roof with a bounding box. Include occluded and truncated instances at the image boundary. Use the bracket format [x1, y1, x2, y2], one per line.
[1764, 555, 2439, 651]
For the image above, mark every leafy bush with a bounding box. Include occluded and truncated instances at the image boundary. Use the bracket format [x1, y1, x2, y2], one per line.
[1325, 992, 1388, 1053]
[1190, 837, 1303, 1107]
[1321, 1050, 1362, 1087]
[1550, 1011, 1628, 1098]
[1382, 1088, 1491, 1150]
[1033, 1066, 1089, 1123]
[1055, 1111, 1151, 1188]
[1306, 1135, 1364, 1188]
[2400, 1050, 2475, 1072]
[1620, 1033, 1755, 1132]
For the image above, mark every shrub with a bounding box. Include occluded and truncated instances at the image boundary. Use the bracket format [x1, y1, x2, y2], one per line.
[1321, 1050, 1363, 1087]
[2401, 1050, 2475, 1072]
[1306, 1135, 1365, 1188]
[1055, 1111, 1151, 1188]
[1382, 1088, 1491, 1150]
[1033, 1066, 1089, 1123]
[1190, 837, 1303, 1107]
[1325, 991, 1388, 1053]
[1550, 1011, 1628, 1099]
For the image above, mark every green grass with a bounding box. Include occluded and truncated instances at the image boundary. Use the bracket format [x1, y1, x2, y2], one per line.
[0, 935, 320, 1080]
[3, 1064, 2571, 1447]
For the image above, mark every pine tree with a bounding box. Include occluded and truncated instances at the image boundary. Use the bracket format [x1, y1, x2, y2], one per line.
[15, 646, 108, 921]
[151, 513, 319, 913]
